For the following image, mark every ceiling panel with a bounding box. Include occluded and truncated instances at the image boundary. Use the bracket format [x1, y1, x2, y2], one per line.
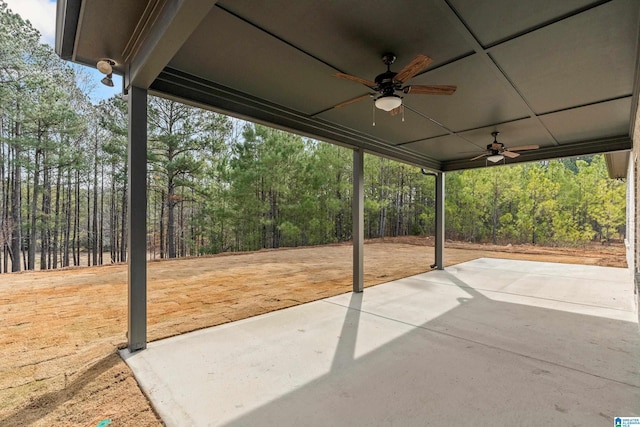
[75, 0, 149, 69]
[317, 100, 447, 146]
[540, 97, 632, 144]
[403, 135, 481, 161]
[170, 8, 360, 115]
[61, 0, 639, 171]
[216, 0, 474, 76]
[489, 0, 639, 114]
[403, 54, 531, 132]
[448, 0, 602, 47]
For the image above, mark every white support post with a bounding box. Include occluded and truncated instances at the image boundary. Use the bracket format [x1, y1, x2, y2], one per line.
[128, 86, 148, 352]
[435, 172, 445, 270]
[353, 148, 364, 292]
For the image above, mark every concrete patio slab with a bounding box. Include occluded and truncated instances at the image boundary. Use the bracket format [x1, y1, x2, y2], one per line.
[122, 259, 639, 426]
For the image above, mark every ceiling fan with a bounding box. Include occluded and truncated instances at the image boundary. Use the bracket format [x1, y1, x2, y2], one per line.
[469, 131, 539, 163]
[333, 53, 456, 114]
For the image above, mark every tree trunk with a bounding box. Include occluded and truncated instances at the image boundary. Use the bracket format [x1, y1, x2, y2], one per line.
[63, 168, 72, 267]
[179, 186, 185, 257]
[166, 175, 178, 258]
[152, 188, 157, 259]
[335, 171, 343, 241]
[1, 122, 6, 273]
[73, 168, 80, 266]
[28, 148, 40, 270]
[531, 199, 537, 245]
[120, 181, 127, 263]
[92, 136, 99, 266]
[395, 170, 404, 237]
[261, 178, 267, 249]
[190, 188, 196, 256]
[110, 163, 116, 263]
[271, 189, 279, 249]
[52, 164, 62, 269]
[10, 120, 22, 272]
[99, 161, 104, 265]
[159, 189, 165, 259]
[378, 160, 387, 238]
[87, 170, 91, 267]
[40, 151, 51, 271]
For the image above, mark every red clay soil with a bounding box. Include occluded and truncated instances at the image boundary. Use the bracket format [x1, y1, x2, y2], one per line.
[0, 237, 627, 426]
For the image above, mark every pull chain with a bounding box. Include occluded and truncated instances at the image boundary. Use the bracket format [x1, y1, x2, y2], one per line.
[372, 101, 376, 126]
[402, 105, 405, 122]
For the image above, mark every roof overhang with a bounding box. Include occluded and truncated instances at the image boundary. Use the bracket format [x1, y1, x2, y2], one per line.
[605, 151, 630, 179]
[56, 0, 640, 172]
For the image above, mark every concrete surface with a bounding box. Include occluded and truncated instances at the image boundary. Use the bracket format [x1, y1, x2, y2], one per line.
[122, 259, 640, 426]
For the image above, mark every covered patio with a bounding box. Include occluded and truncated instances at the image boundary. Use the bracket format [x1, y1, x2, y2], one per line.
[123, 258, 639, 426]
[54, 0, 640, 424]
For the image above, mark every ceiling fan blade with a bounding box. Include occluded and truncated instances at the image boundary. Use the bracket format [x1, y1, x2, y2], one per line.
[404, 85, 457, 95]
[507, 145, 540, 151]
[502, 151, 520, 158]
[470, 153, 489, 161]
[333, 94, 370, 109]
[334, 72, 377, 88]
[394, 54, 433, 83]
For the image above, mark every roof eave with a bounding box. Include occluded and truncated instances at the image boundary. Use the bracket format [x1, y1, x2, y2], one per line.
[55, 0, 81, 60]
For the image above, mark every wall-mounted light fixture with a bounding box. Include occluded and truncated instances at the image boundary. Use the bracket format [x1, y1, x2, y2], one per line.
[97, 59, 116, 87]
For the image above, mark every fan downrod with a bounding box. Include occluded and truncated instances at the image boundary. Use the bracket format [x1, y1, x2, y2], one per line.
[376, 53, 400, 92]
[488, 131, 503, 152]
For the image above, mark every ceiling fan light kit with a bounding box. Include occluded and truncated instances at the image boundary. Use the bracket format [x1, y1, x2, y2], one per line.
[486, 154, 504, 163]
[375, 95, 402, 111]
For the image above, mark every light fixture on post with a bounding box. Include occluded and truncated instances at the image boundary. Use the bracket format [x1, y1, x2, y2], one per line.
[96, 59, 116, 87]
[374, 94, 402, 111]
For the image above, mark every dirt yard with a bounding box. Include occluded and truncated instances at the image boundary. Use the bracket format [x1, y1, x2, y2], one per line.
[0, 237, 627, 426]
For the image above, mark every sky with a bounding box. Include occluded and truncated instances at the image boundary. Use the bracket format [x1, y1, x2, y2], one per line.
[5, 0, 121, 102]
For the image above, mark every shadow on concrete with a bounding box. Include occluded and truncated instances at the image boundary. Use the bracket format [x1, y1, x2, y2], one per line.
[217, 270, 640, 426]
[330, 292, 362, 371]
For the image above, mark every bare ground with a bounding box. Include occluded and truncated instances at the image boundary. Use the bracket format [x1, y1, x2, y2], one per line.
[0, 237, 627, 426]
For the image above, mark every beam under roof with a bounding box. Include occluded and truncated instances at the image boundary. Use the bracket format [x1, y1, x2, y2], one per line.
[151, 68, 443, 171]
[443, 136, 632, 172]
[124, 0, 218, 90]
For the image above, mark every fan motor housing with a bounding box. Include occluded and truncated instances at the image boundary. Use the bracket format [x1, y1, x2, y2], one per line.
[375, 71, 401, 93]
[487, 142, 503, 154]
[375, 70, 396, 85]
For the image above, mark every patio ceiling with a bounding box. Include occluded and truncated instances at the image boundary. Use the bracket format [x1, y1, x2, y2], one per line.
[57, 0, 639, 171]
